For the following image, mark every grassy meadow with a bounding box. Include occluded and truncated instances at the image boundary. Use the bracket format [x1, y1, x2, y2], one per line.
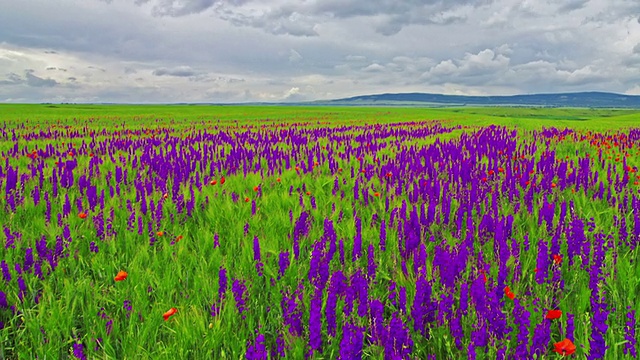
[0, 104, 638, 359]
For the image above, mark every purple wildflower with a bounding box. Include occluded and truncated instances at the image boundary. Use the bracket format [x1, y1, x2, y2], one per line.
[218, 266, 227, 301]
[232, 279, 247, 318]
[213, 233, 220, 248]
[624, 307, 637, 357]
[245, 333, 267, 360]
[122, 299, 133, 317]
[72, 341, 87, 360]
[1, 260, 11, 283]
[367, 243, 377, 283]
[384, 312, 413, 359]
[105, 319, 113, 335]
[0, 291, 8, 308]
[339, 322, 364, 360]
[309, 287, 323, 355]
[278, 251, 289, 279]
[24, 248, 34, 273]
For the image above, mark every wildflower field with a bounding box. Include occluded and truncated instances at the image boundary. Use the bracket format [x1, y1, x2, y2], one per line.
[0, 104, 639, 359]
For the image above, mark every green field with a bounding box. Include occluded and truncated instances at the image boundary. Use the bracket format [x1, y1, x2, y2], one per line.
[0, 104, 638, 359]
[2, 104, 640, 129]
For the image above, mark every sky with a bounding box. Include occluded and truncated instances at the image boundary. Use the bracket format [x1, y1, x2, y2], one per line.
[1, 0, 640, 103]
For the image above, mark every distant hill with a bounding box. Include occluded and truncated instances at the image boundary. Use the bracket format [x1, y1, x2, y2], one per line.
[313, 92, 640, 108]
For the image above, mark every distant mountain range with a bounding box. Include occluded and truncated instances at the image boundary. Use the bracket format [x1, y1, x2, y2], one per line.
[309, 91, 640, 108]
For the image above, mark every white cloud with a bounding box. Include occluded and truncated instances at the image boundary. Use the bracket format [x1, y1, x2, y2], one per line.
[361, 63, 384, 72]
[626, 85, 640, 95]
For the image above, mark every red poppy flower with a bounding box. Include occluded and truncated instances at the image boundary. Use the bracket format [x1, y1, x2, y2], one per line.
[210, 180, 217, 185]
[253, 186, 259, 192]
[163, 307, 178, 321]
[244, 197, 250, 202]
[553, 338, 576, 356]
[498, 167, 504, 173]
[114, 270, 128, 282]
[220, 176, 226, 185]
[551, 183, 557, 188]
[373, 192, 380, 197]
[276, 178, 281, 182]
[488, 170, 495, 175]
[504, 286, 515, 300]
[545, 309, 562, 320]
[553, 254, 562, 265]
[156, 231, 164, 237]
[176, 235, 183, 242]
[78, 213, 87, 219]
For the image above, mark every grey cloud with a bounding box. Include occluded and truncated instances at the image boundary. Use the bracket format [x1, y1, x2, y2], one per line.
[584, 1, 640, 24]
[214, 0, 482, 37]
[187, 74, 245, 83]
[219, 10, 318, 37]
[24, 70, 58, 87]
[345, 55, 367, 62]
[557, 0, 589, 13]
[491, 60, 610, 90]
[143, 0, 249, 17]
[2, 0, 640, 102]
[311, 0, 482, 19]
[150, 0, 216, 17]
[325, 1, 476, 35]
[0, 73, 24, 86]
[152, 66, 199, 77]
[289, 49, 303, 63]
[88, 66, 106, 72]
